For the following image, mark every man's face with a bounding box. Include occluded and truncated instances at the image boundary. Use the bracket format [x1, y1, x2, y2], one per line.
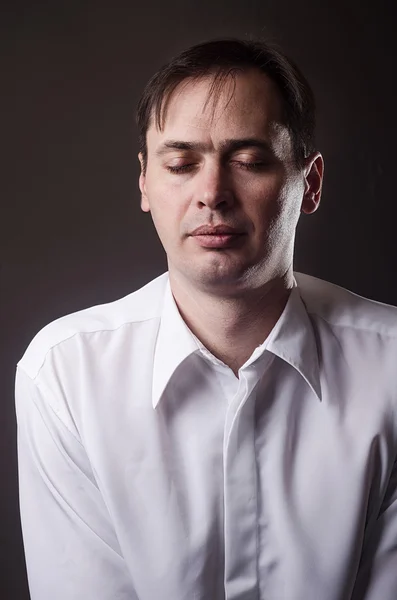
[139, 69, 321, 294]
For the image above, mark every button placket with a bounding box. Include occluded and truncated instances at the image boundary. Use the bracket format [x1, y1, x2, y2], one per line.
[223, 367, 261, 600]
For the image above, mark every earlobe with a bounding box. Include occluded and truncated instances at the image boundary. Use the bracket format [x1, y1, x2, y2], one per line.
[301, 192, 318, 215]
[139, 173, 150, 213]
[141, 196, 150, 213]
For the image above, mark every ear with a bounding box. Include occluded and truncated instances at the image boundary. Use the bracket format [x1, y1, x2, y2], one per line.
[138, 153, 150, 213]
[301, 152, 324, 215]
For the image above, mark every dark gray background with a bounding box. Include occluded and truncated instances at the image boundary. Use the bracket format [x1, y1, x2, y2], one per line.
[2, 1, 396, 597]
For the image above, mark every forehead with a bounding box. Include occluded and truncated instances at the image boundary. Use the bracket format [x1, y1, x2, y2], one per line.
[147, 70, 285, 146]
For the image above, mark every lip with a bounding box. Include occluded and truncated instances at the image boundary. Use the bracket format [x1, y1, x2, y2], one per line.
[189, 224, 246, 249]
[190, 224, 244, 236]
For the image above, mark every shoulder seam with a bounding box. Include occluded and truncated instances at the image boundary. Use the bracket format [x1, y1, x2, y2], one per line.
[19, 315, 159, 382]
[16, 367, 84, 446]
[307, 310, 397, 340]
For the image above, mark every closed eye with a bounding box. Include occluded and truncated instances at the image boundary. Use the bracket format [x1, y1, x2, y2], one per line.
[232, 161, 266, 171]
[167, 161, 266, 174]
[166, 164, 195, 174]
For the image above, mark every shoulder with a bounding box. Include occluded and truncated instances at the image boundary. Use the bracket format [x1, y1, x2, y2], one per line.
[295, 272, 397, 339]
[18, 272, 169, 380]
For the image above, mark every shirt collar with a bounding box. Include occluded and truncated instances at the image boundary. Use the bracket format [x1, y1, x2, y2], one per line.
[266, 282, 322, 401]
[152, 279, 199, 408]
[152, 275, 321, 408]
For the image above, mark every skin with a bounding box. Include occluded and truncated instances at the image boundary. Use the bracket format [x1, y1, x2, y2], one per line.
[139, 69, 324, 375]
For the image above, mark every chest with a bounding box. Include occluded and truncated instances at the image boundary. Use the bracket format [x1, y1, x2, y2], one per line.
[79, 361, 392, 599]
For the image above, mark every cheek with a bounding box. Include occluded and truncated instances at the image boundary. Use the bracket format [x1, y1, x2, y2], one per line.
[269, 185, 303, 242]
[243, 176, 303, 233]
[240, 177, 284, 217]
[145, 181, 187, 237]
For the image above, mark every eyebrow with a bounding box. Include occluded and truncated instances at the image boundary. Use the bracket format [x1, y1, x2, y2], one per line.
[155, 138, 273, 156]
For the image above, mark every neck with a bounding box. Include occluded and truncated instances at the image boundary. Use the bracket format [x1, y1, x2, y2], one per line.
[169, 269, 294, 376]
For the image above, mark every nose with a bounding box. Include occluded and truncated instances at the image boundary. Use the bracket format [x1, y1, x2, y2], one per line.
[195, 163, 235, 211]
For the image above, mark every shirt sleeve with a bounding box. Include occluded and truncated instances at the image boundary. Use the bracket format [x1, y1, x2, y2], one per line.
[15, 366, 138, 600]
[352, 458, 397, 599]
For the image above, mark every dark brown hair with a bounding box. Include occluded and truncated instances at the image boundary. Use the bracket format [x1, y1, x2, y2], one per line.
[136, 38, 316, 170]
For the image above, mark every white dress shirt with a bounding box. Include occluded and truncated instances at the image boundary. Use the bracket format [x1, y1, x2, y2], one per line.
[16, 272, 397, 600]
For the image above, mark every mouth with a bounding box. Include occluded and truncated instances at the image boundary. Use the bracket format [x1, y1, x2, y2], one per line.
[189, 225, 246, 249]
[190, 224, 243, 236]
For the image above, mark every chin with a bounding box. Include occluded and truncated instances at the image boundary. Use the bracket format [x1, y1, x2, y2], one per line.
[183, 261, 256, 292]
[171, 249, 271, 290]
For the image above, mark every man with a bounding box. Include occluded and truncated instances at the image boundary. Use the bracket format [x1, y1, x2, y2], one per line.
[16, 39, 397, 600]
